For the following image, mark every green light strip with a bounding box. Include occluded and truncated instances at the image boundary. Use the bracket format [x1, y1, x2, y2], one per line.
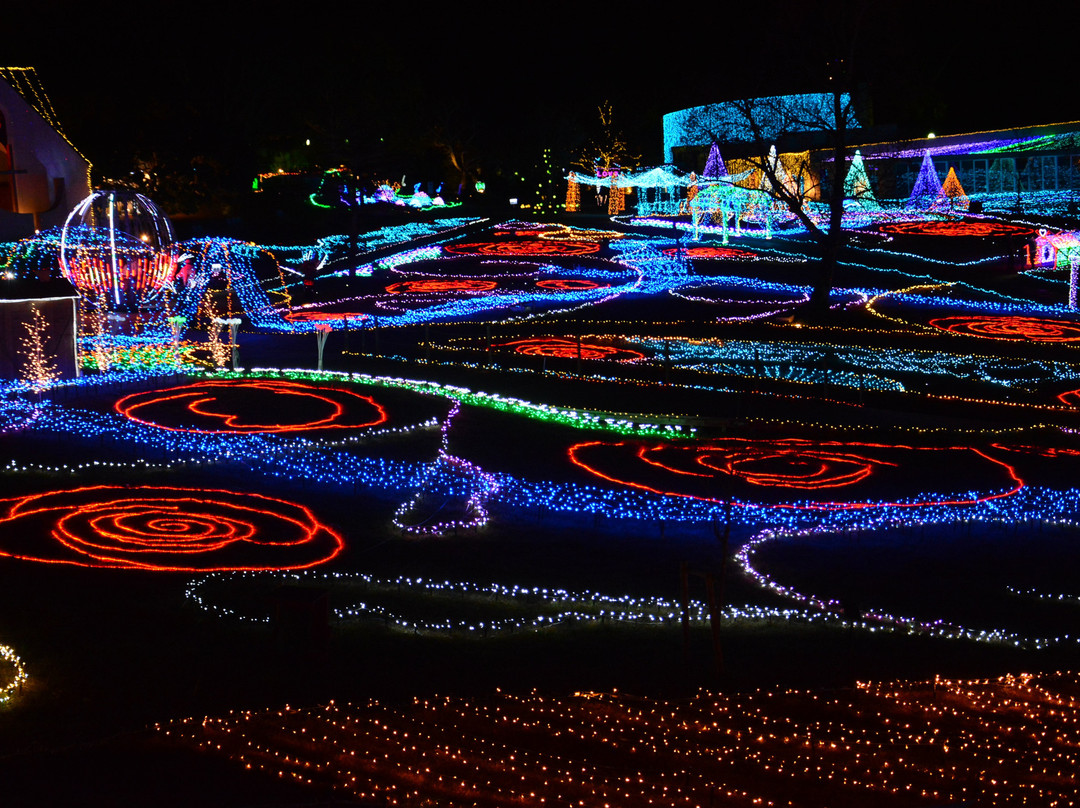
[212, 368, 696, 440]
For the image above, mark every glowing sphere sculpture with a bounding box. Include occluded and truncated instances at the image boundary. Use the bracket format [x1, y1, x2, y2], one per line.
[60, 190, 177, 311]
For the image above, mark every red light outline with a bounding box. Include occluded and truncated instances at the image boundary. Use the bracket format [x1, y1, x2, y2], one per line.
[498, 337, 645, 361]
[283, 311, 368, 323]
[115, 379, 388, 434]
[929, 315, 1080, 342]
[880, 221, 1036, 238]
[661, 246, 757, 259]
[0, 485, 345, 572]
[535, 279, 608, 291]
[384, 279, 499, 294]
[444, 240, 600, 256]
[568, 439, 1024, 511]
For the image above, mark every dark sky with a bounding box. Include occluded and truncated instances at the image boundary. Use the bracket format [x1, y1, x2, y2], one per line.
[10, 1, 1080, 176]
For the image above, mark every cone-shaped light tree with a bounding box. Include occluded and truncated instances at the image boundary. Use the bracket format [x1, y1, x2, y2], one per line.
[703, 143, 727, 179]
[843, 149, 879, 208]
[935, 167, 969, 211]
[907, 150, 943, 209]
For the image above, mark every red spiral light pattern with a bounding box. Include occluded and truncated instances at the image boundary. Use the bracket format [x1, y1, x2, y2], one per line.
[568, 438, 1023, 510]
[384, 279, 499, 294]
[928, 315, 1080, 342]
[115, 379, 388, 434]
[444, 240, 600, 256]
[499, 338, 645, 361]
[535, 279, 608, 291]
[880, 221, 1036, 238]
[0, 486, 344, 571]
[661, 246, 757, 259]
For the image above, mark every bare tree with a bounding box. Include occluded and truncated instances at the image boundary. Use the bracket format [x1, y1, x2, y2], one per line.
[575, 101, 641, 175]
[679, 81, 859, 314]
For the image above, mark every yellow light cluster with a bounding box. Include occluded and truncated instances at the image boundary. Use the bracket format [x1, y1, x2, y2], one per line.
[0, 643, 27, 704]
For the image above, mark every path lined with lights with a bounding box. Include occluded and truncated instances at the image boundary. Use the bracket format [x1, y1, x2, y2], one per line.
[736, 513, 1080, 648]
[158, 670, 1080, 807]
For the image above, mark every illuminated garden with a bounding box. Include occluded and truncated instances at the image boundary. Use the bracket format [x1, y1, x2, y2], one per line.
[8, 16, 1080, 799]
[5, 178, 1080, 802]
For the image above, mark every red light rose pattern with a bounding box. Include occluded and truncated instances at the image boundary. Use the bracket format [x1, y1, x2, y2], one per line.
[498, 337, 645, 361]
[661, 246, 757, 259]
[384, 279, 499, 294]
[535, 279, 609, 291]
[568, 438, 1023, 509]
[928, 315, 1080, 342]
[115, 379, 388, 434]
[0, 486, 344, 571]
[443, 240, 601, 256]
[880, 221, 1036, 238]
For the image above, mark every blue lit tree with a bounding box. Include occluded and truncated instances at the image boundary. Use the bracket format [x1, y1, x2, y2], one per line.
[906, 150, 942, 209]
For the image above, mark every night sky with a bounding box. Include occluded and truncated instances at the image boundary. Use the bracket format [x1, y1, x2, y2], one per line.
[9, 1, 1080, 182]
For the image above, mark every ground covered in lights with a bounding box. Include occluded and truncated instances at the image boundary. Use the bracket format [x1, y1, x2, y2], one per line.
[4, 213, 1080, 804]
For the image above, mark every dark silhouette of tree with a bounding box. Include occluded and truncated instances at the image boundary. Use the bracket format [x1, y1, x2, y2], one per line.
[576, 101, 640, 175]
[675, 4, 867, 315]
[681, 85, 858, 314]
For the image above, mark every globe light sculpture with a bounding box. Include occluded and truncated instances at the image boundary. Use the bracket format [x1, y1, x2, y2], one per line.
[59, 190, 177, 311]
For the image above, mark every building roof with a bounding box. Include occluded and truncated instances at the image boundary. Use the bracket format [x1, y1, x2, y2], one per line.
[845, 120, 1080, 162]
[0, 66, 88, 163]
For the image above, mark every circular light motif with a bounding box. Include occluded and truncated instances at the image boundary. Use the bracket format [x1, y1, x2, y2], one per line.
[568, 438, 1022, 509]
[499, 337, 645, 361]
[662, 246, 757, 259]
[444, 240, 600, 256]
[535, 279, 608, 291]
[115, 379, 388, 434]
[0, 486, 344, 571]
[929, 315, 1080, 342]
[384, 279, 498, 294]
[880, 221, 1036, 238]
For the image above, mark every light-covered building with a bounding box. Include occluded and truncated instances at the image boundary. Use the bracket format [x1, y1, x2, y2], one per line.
[0, 67, 91, 240]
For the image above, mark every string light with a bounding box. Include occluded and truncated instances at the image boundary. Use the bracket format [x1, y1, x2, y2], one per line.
[17, 303, 60, 394]
[158, 669, 1080, 807]
[0, 642, 27, 705]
